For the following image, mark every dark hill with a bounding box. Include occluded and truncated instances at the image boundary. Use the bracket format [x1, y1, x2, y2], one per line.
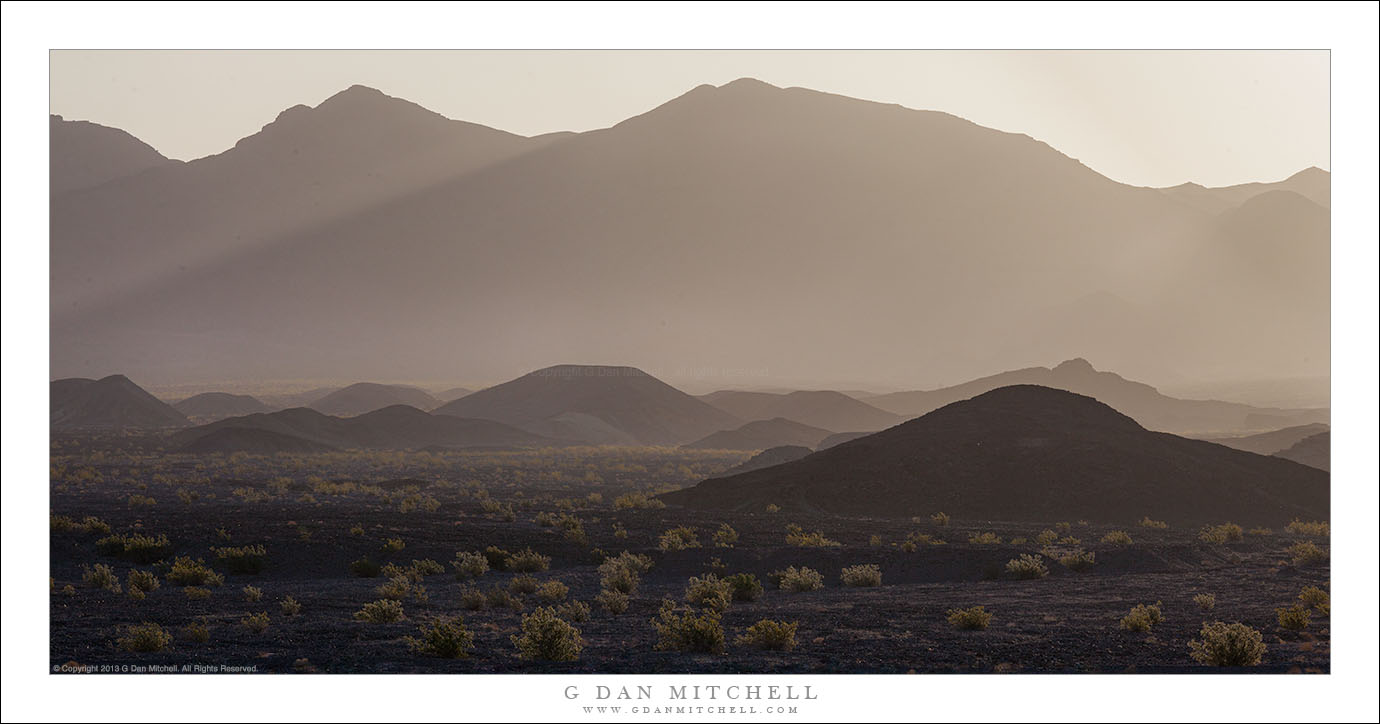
[1200, 423, 1330, 455]
[170, 405, 548, 451]
[683, 417, 832, 450]
[51, 375, 189, 430]
[173, 392, 270, 421]
[699, 390, 903, 432]
[1273, 431, 1329, 472]
[816, 431, 871, 450]
[175, 427, 338, 454]
[308, 383, 442, 416]
[720, 445, 813, 476]
[433, 365, 739, 445]
[660, 385, 1329, 526]
[50, 115, 176, 195]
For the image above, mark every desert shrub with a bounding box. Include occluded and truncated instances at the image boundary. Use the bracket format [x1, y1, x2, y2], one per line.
[377, 575, 427, 602]
[784, 524, 841, 547]
[1287, 541, 1328, 567]
[485, 586, 523, 611]
[1138, 516, 1169, 529]
[354, 599, 405, 623]
[1193, 593, 1216, 611]
[349, 558, 383, 578]
[509, 574, 541, 595]
[1198, 523, 1244, 544]
[771, 566, 824, 592]
[79, 516, 112, 534]
[1100, 530, 1133, 546]
[382, 563, 424, 582]
[410, 559, 446, 577]
[512, 607, 584, 661]
[242, 585, 263, 602]
[398, 493, 441, 514]
[166, 556, 224, 586]
[596, 589, 630, 614]
[613, 492, 665, 510]
[482, 546, 511, 571]
[1034, 529, 1059, 546]
[968, 532, 1003, 545]
[96, 533, 171, 564]
[869, 534, 883, 546]
[406, 617, 474, 658]
[349, 525, 366, 537]
[931, 512, 950, 526]
[181, 622, 210, 643]
[241, 612, 270, 634]
[840, 564, 882, 587]
[380, 537, 406, 553]
[1188, 622, 1265, 666]
[82, 563, 121, 593]
[127, 569, 160, 596]
[458, 586, 487, 611]
[506, 548, 551, 573]
[1120, 602, 1164, 632]
[213, 545, 267, 574]
[184, 587, 212, 600]
[1054, 522, 1072, 534]
[606, 551, 654, 574]
[1248, 527, 1273, 536]
[684, 574, 733, 612]
[658, 526, 701, 551]
[652, 602, 724, 654]
[1285, 519, 1329, 537]
[598, 552, 652, 594]
[536, 580, 570, 604]
[50, 514, 76, 532]
[117, 623, 171, 652]
[1298, 585, 1330, 614]
[712, 523, 739, 548]
[765, 503, 781, 513]
[612, 523, 628, 539]
[946, 606, 993, 630]
[127, 494, 157, 507]
[556, 600, 591, 623]
[280, 596, 302, 616]
[61, 584, 76, 596]
[1004, 554, 1049, 579]
[1009, 536, 1028, 545]
[1276, 605, 1311, 630]
[725, 573, 764, 602]
[735, 619, 798, 651]
[1056, 548, 1096, 571]
[452, 551, 492, 580]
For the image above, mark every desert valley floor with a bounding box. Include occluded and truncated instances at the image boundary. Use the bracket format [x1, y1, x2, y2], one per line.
[50, 441, 1330, 674]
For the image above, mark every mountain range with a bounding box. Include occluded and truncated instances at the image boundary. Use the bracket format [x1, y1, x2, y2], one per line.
[661, 385, 1329, 525]
[698, 389, 903, 432]
[51, 375, 188, 430]
[50, 79, 1328, 390]
[682, 417, 833, 451]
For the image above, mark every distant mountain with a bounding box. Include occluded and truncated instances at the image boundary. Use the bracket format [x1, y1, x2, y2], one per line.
[51, 79, 1328, 387]
[173, 392, 270, 422]
[816, 431, 870, 450]
[436, 386, 473, 402]
[720, 445, 813, 476]
[171, 404, 549, 452]
[51, 374, 189, 430]
[1158, 167, 1330, 215]
[866, 358, 1327, 435]
[699, 390, 903, 432]
[1200, 423, 1330, 455]
[661, 385, 1329, 526]
[50, 115, 176, 195]
[175, 427, 338, 455]
[308, 382, 442, 416]
[432, 365, 739, 445]
[683, 417, 832, 450]
[1274, 431, 1329, 472]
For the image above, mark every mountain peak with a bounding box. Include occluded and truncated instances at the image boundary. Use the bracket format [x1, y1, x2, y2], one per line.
[1052, 358, 1097, 375]
[716, 77, 780, 92]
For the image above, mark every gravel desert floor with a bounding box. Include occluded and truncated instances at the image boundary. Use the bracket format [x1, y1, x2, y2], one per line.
[49, 439, 1331, 674]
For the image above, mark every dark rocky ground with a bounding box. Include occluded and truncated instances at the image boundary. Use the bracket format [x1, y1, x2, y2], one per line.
[49, 440, 1330, 674]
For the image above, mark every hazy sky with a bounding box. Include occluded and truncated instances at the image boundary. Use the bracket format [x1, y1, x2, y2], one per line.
[50, 50, 1327, 188]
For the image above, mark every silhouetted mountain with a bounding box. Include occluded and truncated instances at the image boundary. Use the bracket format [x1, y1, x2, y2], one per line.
[171, 404, 549, 451]
[699, 390, 903, 432]
[432, 365, 739, 445]
[51, 80, 1328, 387]
[50, 115, 176, 195]
[720, 445, 813, 475]
[308, 382, 442, 416]
[683, 417, 832, 450]
[51, 375, 189, 430]
[661, 385, 1329, 525]
[436, 386, 473, 402]
[1273, 431, 1329, 472]
[173, 392, 270, 422]
[1200, 423, 1330, 455]
[816, 431, 871, 450]
[866, 358, 1326, 435]
[175, 427, 338, 454]
[1159, 167, 1330, 215]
